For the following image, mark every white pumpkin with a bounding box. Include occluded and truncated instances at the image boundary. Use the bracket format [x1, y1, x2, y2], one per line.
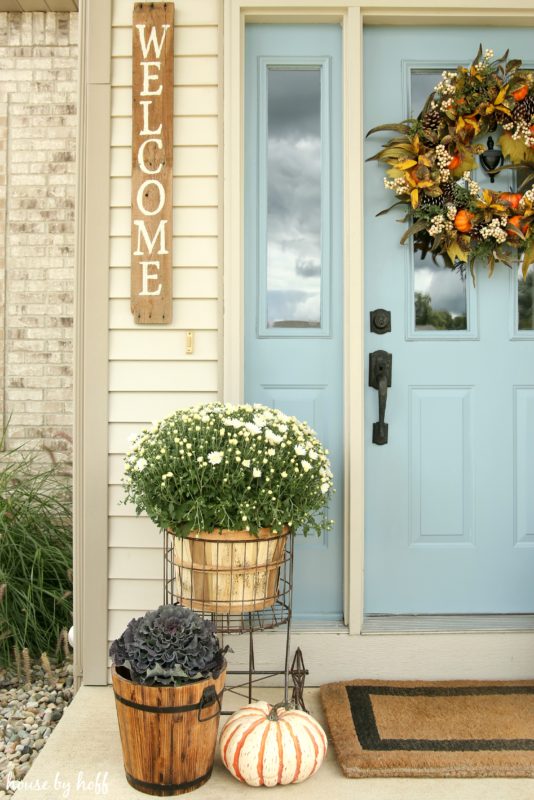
[220, 701, 327, 787]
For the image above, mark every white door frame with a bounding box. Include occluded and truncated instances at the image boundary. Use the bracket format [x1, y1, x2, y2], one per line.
[223, 0, 534, 626]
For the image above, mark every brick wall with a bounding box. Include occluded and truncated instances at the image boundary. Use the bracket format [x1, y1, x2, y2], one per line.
[0, 12, 77, 460]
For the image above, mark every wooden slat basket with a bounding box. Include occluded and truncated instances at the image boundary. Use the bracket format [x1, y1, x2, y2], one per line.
[112, 664, 226, 796]
[172, 527, 289, 614]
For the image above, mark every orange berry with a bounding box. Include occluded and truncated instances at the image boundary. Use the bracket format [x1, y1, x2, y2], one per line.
[448, 154, 461, 171]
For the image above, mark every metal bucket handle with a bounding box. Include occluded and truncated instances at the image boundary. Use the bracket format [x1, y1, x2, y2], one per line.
[198, 685, 222, 722]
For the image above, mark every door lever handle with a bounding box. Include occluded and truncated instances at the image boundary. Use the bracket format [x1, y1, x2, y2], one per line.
[369, 350, 392, 445]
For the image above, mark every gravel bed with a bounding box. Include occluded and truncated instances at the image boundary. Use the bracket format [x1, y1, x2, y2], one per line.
[0, 662, 74, 796]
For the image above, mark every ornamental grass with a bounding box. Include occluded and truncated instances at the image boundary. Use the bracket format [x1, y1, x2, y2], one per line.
[0, 440, 72, 667]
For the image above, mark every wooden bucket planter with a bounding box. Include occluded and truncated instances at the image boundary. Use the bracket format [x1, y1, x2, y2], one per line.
[111, 664, 226, 796]
[172, 528, 289, 614]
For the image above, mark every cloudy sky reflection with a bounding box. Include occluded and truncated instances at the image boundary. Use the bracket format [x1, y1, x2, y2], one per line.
[266, 67, 322, 327]
[411, 71, 467, 327]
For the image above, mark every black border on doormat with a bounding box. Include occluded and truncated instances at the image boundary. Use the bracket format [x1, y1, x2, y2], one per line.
[347, 685, 534, 752]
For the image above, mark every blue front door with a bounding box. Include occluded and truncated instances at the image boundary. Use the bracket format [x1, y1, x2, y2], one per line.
[364, 27, 534, 613]
[244, 24, 344, 621]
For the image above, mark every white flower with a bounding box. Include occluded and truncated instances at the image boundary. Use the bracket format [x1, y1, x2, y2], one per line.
[294, 445, 306, 456]
[207, 451, 224, 465]
[253, 415, 267, 428]
[253, 468, 262, 478]
[128, 432, 138, 444]
[245, 422, 261, 435]
[267, 448, 276, 456]
[134, 457, 147, 472]
[308, 450, 318, 460]
[301, 460, 312, 472]
[281, 471, 288, 478]
[242, 459, 251, 468]
[321, 482, 330, 494]
[265, 429, 282, 444]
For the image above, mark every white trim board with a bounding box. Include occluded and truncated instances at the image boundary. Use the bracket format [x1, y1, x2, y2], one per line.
[218, 629, 534, 686]
[363, 615, 534, 634]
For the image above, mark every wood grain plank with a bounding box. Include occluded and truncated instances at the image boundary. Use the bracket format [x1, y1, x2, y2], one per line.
[131, 2, 174, 324]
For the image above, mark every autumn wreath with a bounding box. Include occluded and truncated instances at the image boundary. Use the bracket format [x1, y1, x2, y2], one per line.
[368, 47, 534, 278]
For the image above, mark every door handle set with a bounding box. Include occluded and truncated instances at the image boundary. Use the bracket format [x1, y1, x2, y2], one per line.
[369, 350, 392, 445]
[369, 309, 392, 445]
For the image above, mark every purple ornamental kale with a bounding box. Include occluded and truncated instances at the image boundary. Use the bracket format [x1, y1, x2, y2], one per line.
[109, 604, 226, 686]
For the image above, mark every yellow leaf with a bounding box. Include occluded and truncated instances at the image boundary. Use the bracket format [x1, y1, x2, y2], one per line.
[416, 180, 435, 189]
[397, 159, 418, 170]
[386, 168, 404, 178]
[495, 105, 511, 117]
[499, 133, 529, 165]
[482, 189, 493, 204]
[410, 189, 419, 209]
[464, 116, 481, 135]
[413, 134, 420, 154]
[494, 86, 508, 105]
[446, 241, 468, 263]
[485, 104, 495, 114]
[456, 117, 466, 132]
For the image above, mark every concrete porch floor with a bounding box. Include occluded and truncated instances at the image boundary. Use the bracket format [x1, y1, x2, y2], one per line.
[11, 684, 534, 800]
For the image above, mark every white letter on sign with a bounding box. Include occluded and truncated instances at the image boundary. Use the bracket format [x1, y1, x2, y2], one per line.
[138, 138, 163, 174]
[140, 61, 163, 96]
[139, 261, 162, 296]
[139, 100, 162, 136]
[137, 180, 165, 216]
[135, 24, 170, 59]
[133, 220, 168, 256]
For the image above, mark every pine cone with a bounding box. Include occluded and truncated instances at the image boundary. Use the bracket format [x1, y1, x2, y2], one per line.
[441, 182, 456, 205]
[420, 193, 444, 209]
[422, 107, 441, 132]
[512, 95, 534, 124]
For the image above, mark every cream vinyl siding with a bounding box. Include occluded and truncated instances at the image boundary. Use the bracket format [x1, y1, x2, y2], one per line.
[108, 0, 221, 645]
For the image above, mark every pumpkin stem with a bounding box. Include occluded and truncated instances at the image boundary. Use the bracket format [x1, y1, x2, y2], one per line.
[267, 701, 293, 721]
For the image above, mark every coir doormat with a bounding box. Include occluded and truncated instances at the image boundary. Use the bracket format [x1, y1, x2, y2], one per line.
[320, 679, 534, 778]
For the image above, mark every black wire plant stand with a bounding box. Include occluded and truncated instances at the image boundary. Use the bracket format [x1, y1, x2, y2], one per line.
[163, 529, 308, 714]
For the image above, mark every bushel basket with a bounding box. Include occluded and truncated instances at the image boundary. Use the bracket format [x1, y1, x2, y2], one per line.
[172, 528, 289, 614]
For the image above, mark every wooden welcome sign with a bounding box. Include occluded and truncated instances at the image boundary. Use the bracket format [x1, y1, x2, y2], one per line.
[131, 2, 174, 324]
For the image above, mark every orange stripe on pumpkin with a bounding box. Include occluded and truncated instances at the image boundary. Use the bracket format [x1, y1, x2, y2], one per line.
[301, 716, 327, 756]
[276, 720, 284, 784]
[302, 723, 319, 775]
[257, 721, 271, 785]
[222, 722, 243, 767]
[233, 718, 266, 782]
[282, 719, 302, 783]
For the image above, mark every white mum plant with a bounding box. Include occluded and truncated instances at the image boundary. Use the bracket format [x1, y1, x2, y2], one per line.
[122, 402, 334, 537]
